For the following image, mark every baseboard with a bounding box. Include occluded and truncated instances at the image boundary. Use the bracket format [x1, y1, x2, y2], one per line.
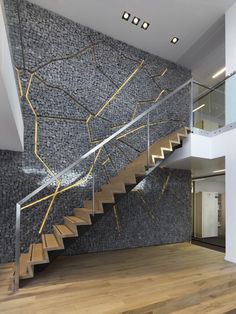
[225, 255, 236, 264]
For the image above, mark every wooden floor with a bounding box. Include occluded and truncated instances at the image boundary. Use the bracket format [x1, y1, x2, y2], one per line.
[1, 243, 236, 314]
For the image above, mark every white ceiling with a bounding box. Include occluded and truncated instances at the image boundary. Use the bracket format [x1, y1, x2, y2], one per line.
[29, 0, 236, 85]
[162, 156, 225, 178]
[179, 16, 226, 86]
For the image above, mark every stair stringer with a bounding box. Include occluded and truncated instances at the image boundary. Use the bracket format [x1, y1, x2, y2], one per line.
[17, 127, 189, 284]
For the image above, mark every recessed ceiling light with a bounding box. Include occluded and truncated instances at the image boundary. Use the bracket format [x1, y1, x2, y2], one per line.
[122, 11, 131, 21]
[212, 67, 226, 79]
[213, 169, 225, 173]
[171, 37, 179, 44]
[192, 104, 206, 113]
[141, 21, 150, 30]
[132, 16, 140, 25]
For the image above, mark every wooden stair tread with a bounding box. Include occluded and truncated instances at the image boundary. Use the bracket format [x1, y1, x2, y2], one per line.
[102, 182, 125, 190]
[74, 207, 96, 218]
[166, 133, 179, 142]
[73, 208, 96, 222]
[159, 139, 172, 146]
[150, 148, 162, 157]
[19, 253, 29, 277]
[18, 126, 189, 284]
[110, 175, 137, 184]
[110, 178, 136, 186]
[133, 155, 155, 166]
[83, 199, 105, 212]
[96, 191, 113, 197]
[30, 243, 47, 264]
[65, 216, 88, 224]
[74, 207, 93, 213]
[43, 234, 61, 250]
[123, 165, 146, 174]
[54, 224, 75, 236]
[178, 126, 189, 134]
[102, 185, 125, 194]
[74, 207, 99, 215]
[95, 192, 114, 202]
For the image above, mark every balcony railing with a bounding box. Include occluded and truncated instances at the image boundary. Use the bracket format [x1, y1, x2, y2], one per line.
[192, 72, 236, 132]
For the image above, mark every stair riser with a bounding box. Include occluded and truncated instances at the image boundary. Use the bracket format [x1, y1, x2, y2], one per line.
[95, 196, 115, 204]
[18, 127, 188, 285]
[83, 200, 103, 212]
[64, 219, 79, 234]
[102, 185, 126, 194]
[74, 210, 92, 223]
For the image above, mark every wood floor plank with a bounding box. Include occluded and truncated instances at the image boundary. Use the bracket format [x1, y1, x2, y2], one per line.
[1, 243, 236, 314]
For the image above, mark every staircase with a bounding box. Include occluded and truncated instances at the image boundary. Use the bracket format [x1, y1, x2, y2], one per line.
[18, 127, 189, 283]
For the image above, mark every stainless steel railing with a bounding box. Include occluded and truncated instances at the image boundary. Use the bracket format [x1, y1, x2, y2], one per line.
[12, 78, 193, 292]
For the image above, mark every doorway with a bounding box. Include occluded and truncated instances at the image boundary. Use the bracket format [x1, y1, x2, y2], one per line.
[192, 174, 225, 252]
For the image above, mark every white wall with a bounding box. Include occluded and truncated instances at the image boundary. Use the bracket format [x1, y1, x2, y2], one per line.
[225, 2, 236, 125]
[165, 129, 236, 263]
[195, 180, 225, 194]
[226, 2, 236, 75]
[0, 1, 24, 151]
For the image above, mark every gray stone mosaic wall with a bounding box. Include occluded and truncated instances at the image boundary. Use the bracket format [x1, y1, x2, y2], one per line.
[0, 0, 192, 263]
[65, 167, 192, 256]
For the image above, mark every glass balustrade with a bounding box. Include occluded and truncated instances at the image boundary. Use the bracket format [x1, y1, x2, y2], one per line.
[192, 73, 236, 132]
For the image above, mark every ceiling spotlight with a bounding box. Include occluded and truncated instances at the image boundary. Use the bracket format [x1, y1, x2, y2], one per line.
[171, 37, 179, 44]
[141, 21, 150, 30]
[122, 11, 131, 21]
[132, 17, 140, 25]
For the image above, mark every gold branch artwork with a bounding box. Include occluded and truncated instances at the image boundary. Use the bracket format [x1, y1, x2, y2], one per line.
[15, 40, 169, 233]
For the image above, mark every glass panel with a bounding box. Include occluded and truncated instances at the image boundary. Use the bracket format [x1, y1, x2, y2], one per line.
[193, 81, 225, 131]
[225, 74, 236, 125]
[193, 73, 236, 132]
[193, 82, 211, 101]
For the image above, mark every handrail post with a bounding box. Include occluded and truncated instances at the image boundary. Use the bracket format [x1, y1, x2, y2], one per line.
[147, 113, 150, 169]
[190, 79, 194, 132]
[92, 151, 95, 216]
[13, 203, 21, 292]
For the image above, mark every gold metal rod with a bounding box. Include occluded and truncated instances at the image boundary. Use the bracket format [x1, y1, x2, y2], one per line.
[116, 125, 146, 140]
[131, 89, 166, 120]
[95, 59, 144, 117]
[22, 177, 90, 210]
[113, 205, 121, 233]
[155, 89, 166, 101]
[32, 42, 100, 73]
[22, 147, 103, 210]
[38, 181, 61, 234]
[15, 68, 23, 97]
[23, 73, 61, 232]
[161, 68, 168, 76]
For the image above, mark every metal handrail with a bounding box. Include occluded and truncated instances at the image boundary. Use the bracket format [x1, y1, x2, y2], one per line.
[193, 80, 212, 92]
[17, 78, 193, 206]
[13, 78, 193, 292]
[193, 71, 236, 103]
